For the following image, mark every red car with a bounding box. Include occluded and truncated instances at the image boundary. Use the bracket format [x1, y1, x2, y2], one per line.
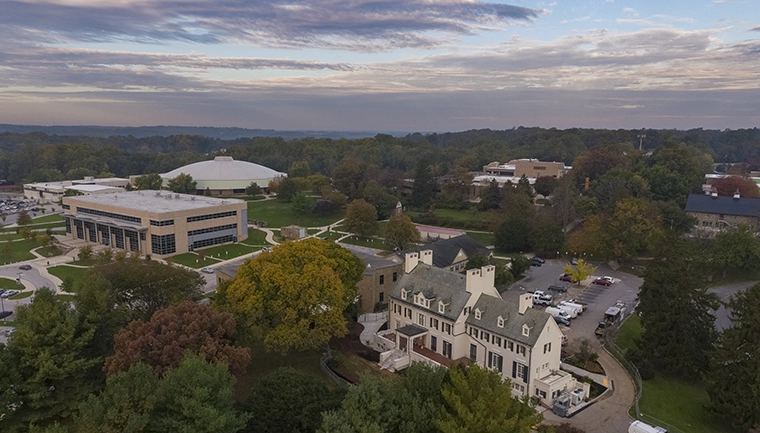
[593, 277, 613, 286]
[559, 273, 574, 283]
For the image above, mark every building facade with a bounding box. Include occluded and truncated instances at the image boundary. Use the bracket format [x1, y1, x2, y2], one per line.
[685, 192, 760, 233]
[24, 177, 129, 201]
[62, 190, 248, 257]
[377, 251, 578, 408]
[352, 250, 404, 313]
[483, 159, 568, 179]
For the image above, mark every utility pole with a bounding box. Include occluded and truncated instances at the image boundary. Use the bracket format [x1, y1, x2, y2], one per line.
[637, 133, 646, 151]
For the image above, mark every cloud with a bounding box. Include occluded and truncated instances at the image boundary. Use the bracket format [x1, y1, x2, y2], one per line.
[2, 0, 540, 51]
[751, 26, 760, 32]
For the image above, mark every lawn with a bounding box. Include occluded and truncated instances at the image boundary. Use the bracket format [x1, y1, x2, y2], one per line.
[197, 243, 256, 260]
[247, 200, 345, 228]
[319, 231, 343, 242]
[48, 266, 89, 291]
[29, 214, 65, 224]
[239, 229, 269, 247]
[56, 294, 75, 302]
[0, 277, 24, 291]
[234, 340, 329, 401]
[9, 291, 33, 300]
[67, 258, 100, 266]
[614, 313, 733, 433]
[466, 231, 494, 246]
[339, 235, 386, 250]
[170, 252, 222, 269]
[0, 233, 25, 242]
[35, 246, 62, 258]
[0, 239, 40, 264]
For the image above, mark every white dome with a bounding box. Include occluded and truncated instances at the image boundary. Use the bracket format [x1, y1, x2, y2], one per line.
[160, 156, 285, 191]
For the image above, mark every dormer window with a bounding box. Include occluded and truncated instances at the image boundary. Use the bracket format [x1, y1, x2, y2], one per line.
[497, 316, 504, 328]
[522, 324, 529, 337]
[438, 302, 445, 314]
[401, 289, 407, 300]
[474, 308, 482, 320]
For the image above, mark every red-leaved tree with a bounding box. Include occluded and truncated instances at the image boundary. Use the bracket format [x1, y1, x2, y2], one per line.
[711, 176, 760, 198]
[104, 301, 250, 377]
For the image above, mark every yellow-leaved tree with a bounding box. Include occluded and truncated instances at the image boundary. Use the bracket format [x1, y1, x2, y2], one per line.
[563, 259, 597, 284]
[224, 238, 364, 353]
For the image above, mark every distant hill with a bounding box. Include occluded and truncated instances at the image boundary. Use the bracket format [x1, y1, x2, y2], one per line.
[0, 124, 408, 140]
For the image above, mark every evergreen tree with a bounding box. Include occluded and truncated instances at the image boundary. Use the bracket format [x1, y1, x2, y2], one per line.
[410, 161, 436, 210]
[708, 283, 760, 433]
[477, 179, 503, 211]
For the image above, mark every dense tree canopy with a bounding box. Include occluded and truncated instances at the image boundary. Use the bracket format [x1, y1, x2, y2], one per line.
[224, 239, 364, 352]
[167, 173, 197, 194]
[133, 173, 163, 190]
[344, 199, 379, 237]
[384, 214, 421, 251]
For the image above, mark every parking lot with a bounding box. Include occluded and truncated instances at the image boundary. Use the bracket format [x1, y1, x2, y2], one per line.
[500, 259, 642, 348]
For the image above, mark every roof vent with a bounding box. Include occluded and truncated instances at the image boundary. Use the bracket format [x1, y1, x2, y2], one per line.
[734, 189, 741, 199]
[711, 190, 718, 198]
[214, 156, 234, 162]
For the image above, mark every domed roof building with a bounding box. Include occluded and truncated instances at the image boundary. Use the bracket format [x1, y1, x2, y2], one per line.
[161, 156, 285, 195]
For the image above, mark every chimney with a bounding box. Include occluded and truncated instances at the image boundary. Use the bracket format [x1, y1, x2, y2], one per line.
[518, 293, 533, 315]
[404, 252, 420, 274]
[420, 249, 433, 266]
[466, 265, 496, 297]
[734, 189, 741, 199]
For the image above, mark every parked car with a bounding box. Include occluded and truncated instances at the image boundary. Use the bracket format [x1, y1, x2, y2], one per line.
[0, 289, 5, 296]
[5, 327, 15, 337]
[559, 301, 585, 315]
[18, 264, 32, 270]
[593, 277, 613, 286]
[557, 304, 578, 319]
[531, 256, 545, 264]
[1, 290, 19, 298]
[548, 284, 567, 293]
[570, 257, 579, 265]
[545, 307, 571, 320]
[532, 293, 552, 306]
[554, 316, 570, 326]
[559, 273, 574, 283]
[261, 246, 272, 252]
[530, 257, 543, 267]
[0, 311, 12, 319]
[200, 267, 214, 274]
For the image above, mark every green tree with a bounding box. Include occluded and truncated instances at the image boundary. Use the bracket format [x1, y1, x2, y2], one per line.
[104, 301, 251, 377]
[410, 161, 436, 210]
[638, 247, 719, 377]
[245, 182, 262, 196]
[243, 368, 344, 433]
[275, 176, 300, 202]
[384, 214, 420, 251]
[563, 259, 596, 284]
[63, 188, 84, 197]
[477, 180, 503, 211]
[509, 255, 531, 279]
[515, 174, 533, 198]
[436, 365, 541, 433]
[152, 355, 247, 433]
[16, 209, 32, 227]
[225, 239, 364, 353]
[288, 160, 311, 178]
[603, 198, 665, 261]
[362, 181, 398, 220]
[708, 283, 760, 432]
[529, 213, 565, 255]
[494, 215, 531, 253]
[345, 199, 378, 237]
[291, 193, 316, 217]
[589, 168, 649, 212]
[72, 363, 159, 433]
[714, 225, 760, 271]
[533, 176, 559, 197]
[167, 173, 197, 194]
[4, 288, 99, 429]
[134, 173, 163, 190]
[332, 157, 367, 199]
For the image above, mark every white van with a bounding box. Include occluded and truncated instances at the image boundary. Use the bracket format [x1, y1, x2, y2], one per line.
[629, 420, 668, 433]
[557, 304, 578, 319]
[558, 301, 584, 316]
[545, 307, 570, 320]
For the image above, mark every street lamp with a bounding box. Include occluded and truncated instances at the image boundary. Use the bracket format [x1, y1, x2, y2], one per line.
[637, 133, 646, 151]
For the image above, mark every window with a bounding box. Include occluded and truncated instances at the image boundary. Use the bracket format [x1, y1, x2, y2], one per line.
[512, 362, 528, 383]
[65, 217, 72, 233]
[187, 210, 237, 223]
[62, 204, 70, 210]
[536, 389, 547, 399]
[77, 207, 141, 224]
[544, 342, 551, 354]
[522, 324, 529, 337]
[379, 275, 384, 285]
[488, 352, 503, 373]
[430, 318, 439, 330]
[474, 309, 481, 320]
[518, 345, 526, 356]
[151, 233, 176, 255]
[494, 336, 502, 347]
[401, 289, 407, 300]
[191, 234, 235, 249]
[150, 219, 174, 226]
[430, 335, 437, 352]
[443, 341, 452, 359]
[444, 323, 451, 335]
[392, 272, 398, 282]
[508, 341, 514, 351]
[187, 223, 237, 236]
[497, 316, 504, 328]
[438, 302, 445, 313]
[418, 313, 425, 326]
[483, 332, 490, 343]
[379, 292, 384, 303]
[469, 344, 477, 361]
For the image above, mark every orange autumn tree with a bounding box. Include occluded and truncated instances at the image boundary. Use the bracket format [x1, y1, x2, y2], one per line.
[104, 301, 250, 376]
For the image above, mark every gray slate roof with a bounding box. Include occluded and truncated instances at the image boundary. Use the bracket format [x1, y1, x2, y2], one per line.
[397, 323, 428, 336]
[349, 249, 402, 276]
[389, 264, 471, 322]
[685, 194, 760, 218]
[466, 294, 551, 348]
[399, 234, 491, 268]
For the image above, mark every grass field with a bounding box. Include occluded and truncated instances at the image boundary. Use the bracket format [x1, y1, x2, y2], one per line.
[29, 214, 65, 224]
[35, 246, 62, 258]
[170, 252, 222, 269]
[247, 199, 345, 228]
[0, 233, 25, 242]
[56, 294, 75, 302]
[465, 231, 494, 246]
[339, 235, 386, 249]
[197, 243, 256, 260]
[48, 266, 89, 291]
[0, 277, 24, 291]
[0, 239, 40, 264]
[234, 340, 328, 401]
[9, 291, 33, 300]
[239, 229, 269, 247]
[615, 314, 733, 433]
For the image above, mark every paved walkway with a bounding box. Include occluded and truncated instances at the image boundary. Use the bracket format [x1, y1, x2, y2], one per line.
[544, 349, 635, 433]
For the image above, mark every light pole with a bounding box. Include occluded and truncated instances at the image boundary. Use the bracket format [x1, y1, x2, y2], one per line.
[637, 133, 646, 151]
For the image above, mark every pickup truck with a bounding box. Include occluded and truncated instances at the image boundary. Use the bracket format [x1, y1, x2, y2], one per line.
[594, 321, 607, 338]
[532, 292, 553, 306]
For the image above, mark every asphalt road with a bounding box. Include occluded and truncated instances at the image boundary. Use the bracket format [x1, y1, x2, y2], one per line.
[0, 263, 59, 345]
[501, 260, 642, 349]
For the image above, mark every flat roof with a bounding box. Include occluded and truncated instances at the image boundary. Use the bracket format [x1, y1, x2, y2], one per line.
[67, 185, 121, 192]
[64, 190, 245, 213]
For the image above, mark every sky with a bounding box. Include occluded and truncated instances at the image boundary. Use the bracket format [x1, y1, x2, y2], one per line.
[0, 0, 758, 132]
